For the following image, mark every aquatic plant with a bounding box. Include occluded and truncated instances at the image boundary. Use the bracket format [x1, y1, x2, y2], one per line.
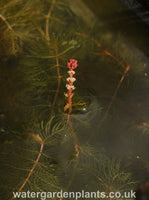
[0, 0, 147, 199]
[64, 59, 78, 115]
[0, 118, 65, 200]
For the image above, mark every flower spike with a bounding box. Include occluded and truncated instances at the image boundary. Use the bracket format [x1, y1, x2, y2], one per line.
[64, 59, 78, 114]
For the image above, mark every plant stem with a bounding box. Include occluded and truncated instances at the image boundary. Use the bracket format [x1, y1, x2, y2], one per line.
[45, 0, 56, 42]
[75, 32, 131, 138]
[102, 49, 126, 69]
[74, 31, 101, 48]
[98, 65, 130, 127]
[64, 120, 79, 193]
[32, 46, 74, 59]
[11, 134, 44, 200]
[75, 31, 125, 69]
[50, 46, 61, 116]
[0, 14, 13, 31]
[31, 19, 46, 38]
[0, 14, 16, 54]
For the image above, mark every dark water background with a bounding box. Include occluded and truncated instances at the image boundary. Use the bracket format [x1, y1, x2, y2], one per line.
[70, 0, 149, 183]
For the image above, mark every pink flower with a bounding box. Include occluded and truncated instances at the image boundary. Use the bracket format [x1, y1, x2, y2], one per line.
[67, 62, 71, 68]
[67, 59, 78, 69]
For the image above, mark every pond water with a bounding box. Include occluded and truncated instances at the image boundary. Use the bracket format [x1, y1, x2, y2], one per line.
[69, 0, 149, 169]
[0, 0, 149, 199]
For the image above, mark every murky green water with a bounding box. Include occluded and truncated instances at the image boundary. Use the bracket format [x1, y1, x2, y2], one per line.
[0, 0, 149, 199]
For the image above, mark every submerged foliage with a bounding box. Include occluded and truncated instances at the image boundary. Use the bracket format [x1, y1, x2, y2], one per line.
[0, 0, 149, 199]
